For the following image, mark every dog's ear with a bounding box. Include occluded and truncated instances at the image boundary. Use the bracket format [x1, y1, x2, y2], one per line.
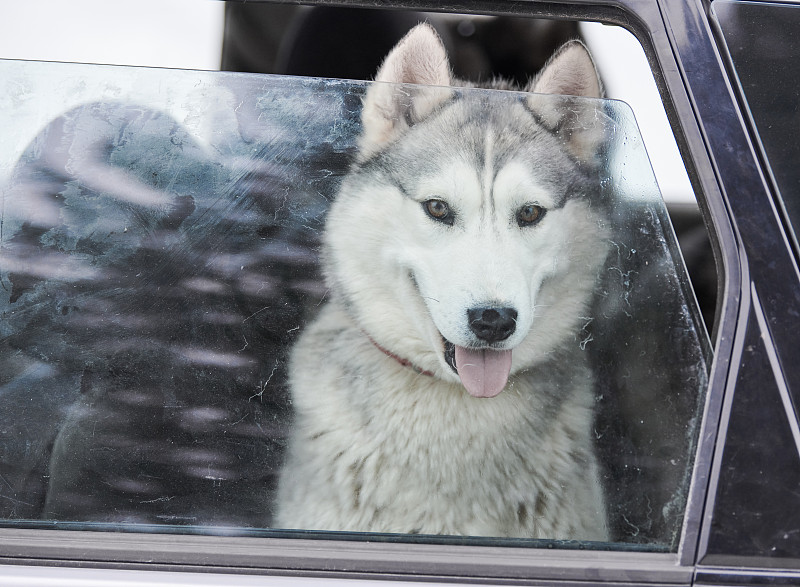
[525, 41, 605, 163]
[528, 40, 602, 99]
[358, 23, 454, 161]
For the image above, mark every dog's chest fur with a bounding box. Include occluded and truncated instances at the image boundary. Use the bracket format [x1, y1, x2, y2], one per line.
[276, 302, 607, 540]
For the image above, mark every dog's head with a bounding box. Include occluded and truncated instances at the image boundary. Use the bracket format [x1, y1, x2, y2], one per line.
[325, 24, 610, 398]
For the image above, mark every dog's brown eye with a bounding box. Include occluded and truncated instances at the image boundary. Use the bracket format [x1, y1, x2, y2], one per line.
[516, 204, 545, 227]
[423, 199, 454, 225]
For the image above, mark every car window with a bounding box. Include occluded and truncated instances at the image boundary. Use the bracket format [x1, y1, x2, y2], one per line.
[0, 50, 710, 556]
[705, 0, 800, 561]
[712, 0, 800, 255]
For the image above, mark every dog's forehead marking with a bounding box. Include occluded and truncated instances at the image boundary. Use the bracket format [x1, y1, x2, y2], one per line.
[483, 127, 495, 219]
[410, 155, 560, 218]
[392, 110, 572, 214]
[476, 120, 565, 215]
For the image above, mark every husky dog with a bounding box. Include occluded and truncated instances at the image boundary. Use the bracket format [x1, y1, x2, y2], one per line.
[276, 24, 610, 540]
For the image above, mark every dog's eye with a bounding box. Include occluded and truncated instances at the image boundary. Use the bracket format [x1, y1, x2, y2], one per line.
[423, 199, 454, 225]
[516, 204, 545, 227]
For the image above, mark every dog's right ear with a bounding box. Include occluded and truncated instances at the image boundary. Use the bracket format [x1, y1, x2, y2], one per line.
[358, 23, 454, 162]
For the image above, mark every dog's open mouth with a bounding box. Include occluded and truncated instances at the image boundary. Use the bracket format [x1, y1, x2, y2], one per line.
[444, 340, 512, 399]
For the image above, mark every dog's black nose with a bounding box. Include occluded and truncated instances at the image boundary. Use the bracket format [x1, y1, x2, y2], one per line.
[467, 307, 517, 342]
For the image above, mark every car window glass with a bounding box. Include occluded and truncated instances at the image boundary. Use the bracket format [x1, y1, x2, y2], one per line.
[0, 58, 708, 551]
[712, 0, 800, 254]
[706, 0, 800, 561]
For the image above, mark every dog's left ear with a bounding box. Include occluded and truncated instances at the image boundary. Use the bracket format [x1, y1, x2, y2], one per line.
[358, 23, 454, 162]
[528, 40, 602, 99]
[526, 41, 605, 163]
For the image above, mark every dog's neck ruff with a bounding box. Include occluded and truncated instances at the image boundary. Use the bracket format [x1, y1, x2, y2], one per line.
[365, 333, 434, 377]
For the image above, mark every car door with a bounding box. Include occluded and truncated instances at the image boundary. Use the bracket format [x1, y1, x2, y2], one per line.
[2, 0, 779, 585]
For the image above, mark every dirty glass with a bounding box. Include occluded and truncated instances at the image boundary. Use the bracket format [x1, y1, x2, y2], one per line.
[0, 59, 708, 550]
[712, 1, 800, 254]
[707, 0, 800, 560]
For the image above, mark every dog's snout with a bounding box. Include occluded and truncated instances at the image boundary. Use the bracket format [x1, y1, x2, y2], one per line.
[467, 307, 518, 342]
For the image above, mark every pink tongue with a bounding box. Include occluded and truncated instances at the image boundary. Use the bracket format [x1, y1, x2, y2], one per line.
[454, 346, 512, 398]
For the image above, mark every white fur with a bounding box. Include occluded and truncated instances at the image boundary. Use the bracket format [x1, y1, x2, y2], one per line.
[276, 24, 610, 540]
[279, 303, 607, 538]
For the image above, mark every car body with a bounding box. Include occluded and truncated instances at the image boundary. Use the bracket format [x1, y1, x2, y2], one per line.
[0, 0, 798, 585]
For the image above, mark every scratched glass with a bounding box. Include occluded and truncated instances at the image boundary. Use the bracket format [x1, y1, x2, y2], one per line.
[0, 59, 708, 550]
